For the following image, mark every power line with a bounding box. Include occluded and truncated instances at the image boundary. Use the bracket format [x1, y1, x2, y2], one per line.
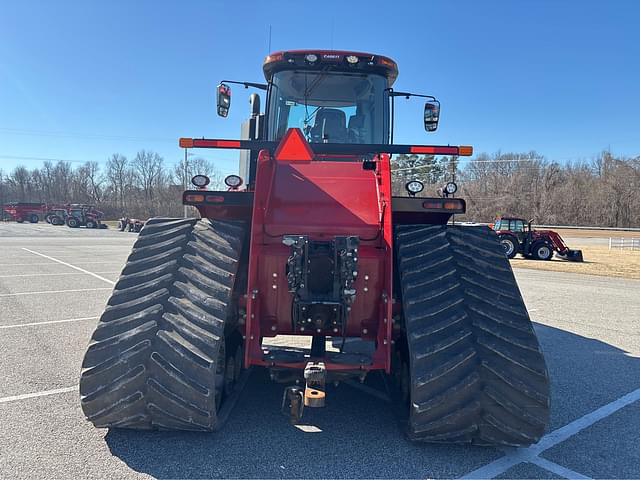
[0, 127, 175, 143]
[0, 154, 89, 164]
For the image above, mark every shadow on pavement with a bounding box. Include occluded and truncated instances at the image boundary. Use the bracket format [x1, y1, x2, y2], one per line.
[105, 323, 640, 479]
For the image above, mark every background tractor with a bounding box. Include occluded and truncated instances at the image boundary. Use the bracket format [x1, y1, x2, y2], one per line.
[79, 50, 550, 446]
[45, 205, 69, 225]
[66, 204, 106, 228]
[494, 217, 584, 261]
[118, 216, 144, 232]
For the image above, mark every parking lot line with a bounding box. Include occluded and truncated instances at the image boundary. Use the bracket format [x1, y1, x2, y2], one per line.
[0, 386, 77, 404]
[529, 457, 592, 480]
[0, 261, 124, 266]
[460, 386, 640, 479]
[22, 248, 115, 285]
[0, 316, 99, 329]
[0, 287, 112, 297]
[0, 272, 119, 278]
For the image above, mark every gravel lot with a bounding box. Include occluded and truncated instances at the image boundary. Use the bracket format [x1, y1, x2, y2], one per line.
[1, 222, 639, 479]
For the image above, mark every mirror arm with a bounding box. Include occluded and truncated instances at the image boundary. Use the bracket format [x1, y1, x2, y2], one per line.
[220, 80, 268, 91]
[390, 91, 436, 101]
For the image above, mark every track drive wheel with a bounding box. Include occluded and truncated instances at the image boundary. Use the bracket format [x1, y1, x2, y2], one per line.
[395, 225, 550, 446]
[79, 217, 246, 431]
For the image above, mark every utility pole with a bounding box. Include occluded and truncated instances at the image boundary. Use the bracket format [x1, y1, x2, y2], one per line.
[450, 155, 458, 226]
[0, 171, 4, 221]
[183, 149, 189, 218]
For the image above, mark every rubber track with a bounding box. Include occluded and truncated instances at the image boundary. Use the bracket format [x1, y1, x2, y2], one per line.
[395, 224, 550, 446]
[79, 217, 244, 431]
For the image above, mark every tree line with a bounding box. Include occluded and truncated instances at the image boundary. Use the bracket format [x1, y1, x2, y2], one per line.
[0, 150, 222, 219]
[393, 150, 640, 227]
[1, 150, 638, 227]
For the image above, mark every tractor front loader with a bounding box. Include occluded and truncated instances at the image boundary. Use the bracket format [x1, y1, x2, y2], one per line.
[79, 50, 550, 446]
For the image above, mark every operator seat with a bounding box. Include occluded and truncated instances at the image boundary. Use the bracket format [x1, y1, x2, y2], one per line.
[310, 109, 347, 143]
[348, 114, 366, 143]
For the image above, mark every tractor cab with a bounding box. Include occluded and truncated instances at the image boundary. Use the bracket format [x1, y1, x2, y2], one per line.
[212, 50, 442, 187]
[262, 51, 397, 145]
[493, 217, 531, 243]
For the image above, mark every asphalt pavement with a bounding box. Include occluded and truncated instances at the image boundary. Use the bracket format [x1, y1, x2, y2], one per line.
[0, 222, 638, 479]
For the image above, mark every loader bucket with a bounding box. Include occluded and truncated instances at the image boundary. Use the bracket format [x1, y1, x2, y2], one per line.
[558, 249, 584, 262]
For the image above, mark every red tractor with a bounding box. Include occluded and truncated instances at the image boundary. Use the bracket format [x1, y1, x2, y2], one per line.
[1, 202, 45, 223]
[44, 204, 70, 225]
[493, 217, 584, 262]
[66, 204, 105, 228]
[118, 216, 144, 232]
[79, 50, 550, 446]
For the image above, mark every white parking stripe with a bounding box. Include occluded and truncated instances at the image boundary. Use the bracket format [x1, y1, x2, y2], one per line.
[459, 386, 640, 479]
[0, 272, 118, 278]
[22, 248, 115, 285]
[0, 261, 123, 266]
[530, 458, 592, 480]
[0, 386, 77, 404]
[0, 316, 99, 329]
[0, 287, 112, 297]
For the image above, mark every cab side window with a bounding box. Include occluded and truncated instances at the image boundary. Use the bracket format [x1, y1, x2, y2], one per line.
[512, 220, 524, 232]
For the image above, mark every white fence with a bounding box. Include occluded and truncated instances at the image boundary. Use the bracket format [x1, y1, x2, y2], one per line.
[609, 237, 640, 250]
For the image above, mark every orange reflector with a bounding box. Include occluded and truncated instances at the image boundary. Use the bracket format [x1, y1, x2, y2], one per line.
[179, 138, 194, 148]
[206, 195, 225, 203]
[458, 146, 473, 156]
[184, 194, 205, 203]
[274, 128, 314, 161]
[444, 200, 463, 210]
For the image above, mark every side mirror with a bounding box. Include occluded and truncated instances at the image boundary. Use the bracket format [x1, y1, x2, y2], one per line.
[424, 100, 440, 132]
[217, 83, 231, 117]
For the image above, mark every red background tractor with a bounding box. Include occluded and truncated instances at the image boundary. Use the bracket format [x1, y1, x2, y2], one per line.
[493, 217, 584, 261]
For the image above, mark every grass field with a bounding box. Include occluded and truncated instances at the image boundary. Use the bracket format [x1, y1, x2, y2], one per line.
[512, 246, 640, 280]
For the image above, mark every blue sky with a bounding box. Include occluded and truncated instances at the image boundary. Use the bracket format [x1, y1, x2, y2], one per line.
[1, 0, 638, 176]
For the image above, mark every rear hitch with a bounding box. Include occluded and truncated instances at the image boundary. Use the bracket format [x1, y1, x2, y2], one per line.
[281, 386, 304, 424]
[304, 362, 326, 408]
[280, 362, 327, 425]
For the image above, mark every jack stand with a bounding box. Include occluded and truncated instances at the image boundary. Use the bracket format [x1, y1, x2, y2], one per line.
[281, 386, 304, 424]
[304, 362, 326, 408]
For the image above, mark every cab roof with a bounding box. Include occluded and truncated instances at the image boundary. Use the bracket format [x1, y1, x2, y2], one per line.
[263, 50, 399, 86]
